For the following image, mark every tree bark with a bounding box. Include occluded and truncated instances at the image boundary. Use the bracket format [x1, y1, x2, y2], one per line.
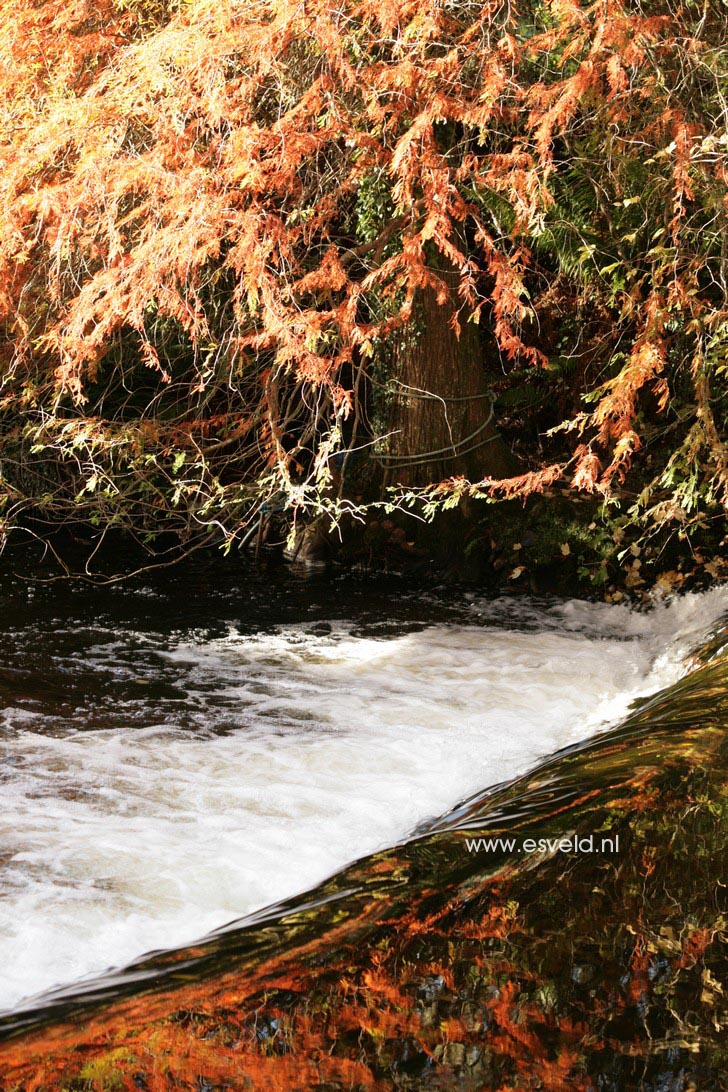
[383, 266, 515, 488]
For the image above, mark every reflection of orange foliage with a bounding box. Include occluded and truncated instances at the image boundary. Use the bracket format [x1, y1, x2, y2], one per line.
[0, 895, 592, 1090]
[489, 982, 590, 1090]
[456, 902, 520, 941]
[677, 927, 713, 970]
[627, 936, 650, 1004]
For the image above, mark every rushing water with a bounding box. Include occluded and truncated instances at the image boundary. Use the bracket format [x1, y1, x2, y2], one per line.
[0, 564, 726, 1016]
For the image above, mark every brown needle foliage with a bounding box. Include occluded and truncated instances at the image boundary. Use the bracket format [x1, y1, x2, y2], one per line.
[0, 0, 725, 558]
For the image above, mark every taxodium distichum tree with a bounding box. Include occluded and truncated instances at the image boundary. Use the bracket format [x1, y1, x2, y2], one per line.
[0, 0, 725, 559]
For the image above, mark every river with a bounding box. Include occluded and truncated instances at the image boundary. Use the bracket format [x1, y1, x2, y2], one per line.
[1, 563, 726, 1018]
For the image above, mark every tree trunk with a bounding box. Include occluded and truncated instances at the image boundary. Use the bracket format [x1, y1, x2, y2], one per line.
[382, 267, 515, 488]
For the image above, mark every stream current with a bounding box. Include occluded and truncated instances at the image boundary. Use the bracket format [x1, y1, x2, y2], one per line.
[1, 566, 726, 1013]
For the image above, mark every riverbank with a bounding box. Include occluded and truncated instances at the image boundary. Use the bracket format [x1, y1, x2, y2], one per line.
[8, 478, 724, 602]
[283, 489, 728, 602]
[2, 609, 726, 1089]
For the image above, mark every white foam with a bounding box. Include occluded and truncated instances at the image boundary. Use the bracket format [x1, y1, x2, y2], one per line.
[0, 586, 726, 1011]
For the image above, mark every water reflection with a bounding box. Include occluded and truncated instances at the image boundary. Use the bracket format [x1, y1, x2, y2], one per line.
[0, 621, 726, 1089]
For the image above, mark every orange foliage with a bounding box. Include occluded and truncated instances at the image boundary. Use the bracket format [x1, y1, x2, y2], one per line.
[0, 0, 725, 522]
